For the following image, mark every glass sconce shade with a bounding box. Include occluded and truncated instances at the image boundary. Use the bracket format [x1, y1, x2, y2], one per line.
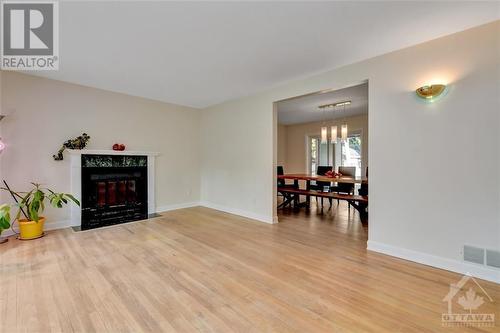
[341, 124, 348, 141]
[330, 126, 337, 144]
[321, 126, 328, 144]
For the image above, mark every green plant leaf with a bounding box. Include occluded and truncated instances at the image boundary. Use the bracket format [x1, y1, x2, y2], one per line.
[29, 203, 39, 222]
[64, 194, 80, 206]
[0, 220, 10, 229]
[2, 183, 80, 222]
[21, 189, 34, 201]
[0, 204, 11, 229]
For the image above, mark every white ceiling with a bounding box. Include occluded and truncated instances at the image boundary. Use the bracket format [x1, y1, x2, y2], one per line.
[30, 1, 499, 108]
[277, 83, 368, 125]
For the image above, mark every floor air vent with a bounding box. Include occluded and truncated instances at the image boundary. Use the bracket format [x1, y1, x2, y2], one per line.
[463, 245, 484, 265]
[486, 249, 500, 269]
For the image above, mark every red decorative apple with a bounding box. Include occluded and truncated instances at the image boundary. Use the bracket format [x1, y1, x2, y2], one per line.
[112, 143, 126, 151]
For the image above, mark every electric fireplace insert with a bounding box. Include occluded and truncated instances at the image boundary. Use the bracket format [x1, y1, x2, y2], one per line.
[81, 154, 148, 230]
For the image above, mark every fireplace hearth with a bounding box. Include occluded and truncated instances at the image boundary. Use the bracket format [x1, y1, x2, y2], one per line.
[81, 154, 148, 230]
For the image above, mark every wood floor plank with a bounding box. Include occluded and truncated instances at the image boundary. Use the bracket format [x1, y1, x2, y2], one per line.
[0, 203, 499, 332]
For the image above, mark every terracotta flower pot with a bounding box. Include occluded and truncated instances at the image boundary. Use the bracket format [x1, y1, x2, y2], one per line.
[18, 217, 45, 240]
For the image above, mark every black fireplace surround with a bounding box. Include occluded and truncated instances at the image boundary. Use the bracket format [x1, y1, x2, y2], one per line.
[81, 154, 148, 230]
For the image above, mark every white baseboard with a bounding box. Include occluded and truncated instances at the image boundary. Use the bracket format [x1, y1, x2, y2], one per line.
[158, 201, 277, 225]
[156, 202, 201, 213]
[0, 201, 274, 238]
[1, 219, 72, 238]
[0, 202, 201, 238]
[367, 240, 500, 284]
[199, 201, 276, 224]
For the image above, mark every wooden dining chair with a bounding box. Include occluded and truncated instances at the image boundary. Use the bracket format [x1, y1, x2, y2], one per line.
[358, 166, 368, 196]
[331, 166, 356, 207]
[277, 166, 297, 208]
[309, 165, 333, 207]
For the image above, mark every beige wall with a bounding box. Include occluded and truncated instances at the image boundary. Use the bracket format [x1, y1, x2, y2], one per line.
[201, 22, 500, 282]
[281, 114, 368, 174]
[277, 124, 287, 168]
[0, 72, 201, 225]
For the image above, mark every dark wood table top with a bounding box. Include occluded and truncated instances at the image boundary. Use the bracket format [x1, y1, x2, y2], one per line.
[278, 173, 368, 184]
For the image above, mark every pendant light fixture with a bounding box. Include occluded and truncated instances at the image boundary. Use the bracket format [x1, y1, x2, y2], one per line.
[341, 124, 348, 141]
[318, 100, 351, 144]
[321, 126, 328, 144]
[330, 125, 337, 144]
[341, 103, 348, 141]
[320, 101, 328, 143]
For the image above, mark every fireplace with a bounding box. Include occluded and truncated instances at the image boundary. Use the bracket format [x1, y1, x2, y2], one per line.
[81, 154, 148, 230]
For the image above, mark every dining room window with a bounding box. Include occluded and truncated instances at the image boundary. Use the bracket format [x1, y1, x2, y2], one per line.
[340, 133, 362, 177]
[309, 136, 334, 174]
[309, 133, 362, 177]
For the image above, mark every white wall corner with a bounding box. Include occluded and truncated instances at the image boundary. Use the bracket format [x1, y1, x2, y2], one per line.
[367, 240, 500, 284]
[199, 201, 275, 224]
[156, 202, 201, 213]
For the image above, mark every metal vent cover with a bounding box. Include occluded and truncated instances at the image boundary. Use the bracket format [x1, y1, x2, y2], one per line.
[464, 245, 484, 265]
[486, 249, 500, 269]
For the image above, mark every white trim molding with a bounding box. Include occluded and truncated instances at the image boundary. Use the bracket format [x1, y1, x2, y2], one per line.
[67, 149, 160, 156]
[156, 202, 201, 213]
[199, 201, 276, 224]
[67, 149, 159, 227]
[367, 240, 500, 284]
[1, 220, 71, 237]
[0, 202, 275, 238]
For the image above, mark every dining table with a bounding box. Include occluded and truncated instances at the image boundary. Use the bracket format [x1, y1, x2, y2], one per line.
[278, 173, 368, 208]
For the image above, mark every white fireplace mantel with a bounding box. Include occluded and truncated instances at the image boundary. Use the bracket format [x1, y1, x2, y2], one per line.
[68, 149, 159, 227]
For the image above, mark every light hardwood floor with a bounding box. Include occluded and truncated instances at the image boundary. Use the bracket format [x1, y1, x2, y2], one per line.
[1, 203, 499, 332]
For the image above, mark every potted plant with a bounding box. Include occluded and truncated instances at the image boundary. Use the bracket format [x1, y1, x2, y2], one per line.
[0, 204, 10, 243]
[0, 183, 79, 240]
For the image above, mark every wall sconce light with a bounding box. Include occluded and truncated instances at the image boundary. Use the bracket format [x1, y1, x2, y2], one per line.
[416, 84, 446, 100]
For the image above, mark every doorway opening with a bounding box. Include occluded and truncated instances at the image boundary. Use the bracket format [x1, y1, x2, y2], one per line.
[274, 81, 369, 230]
